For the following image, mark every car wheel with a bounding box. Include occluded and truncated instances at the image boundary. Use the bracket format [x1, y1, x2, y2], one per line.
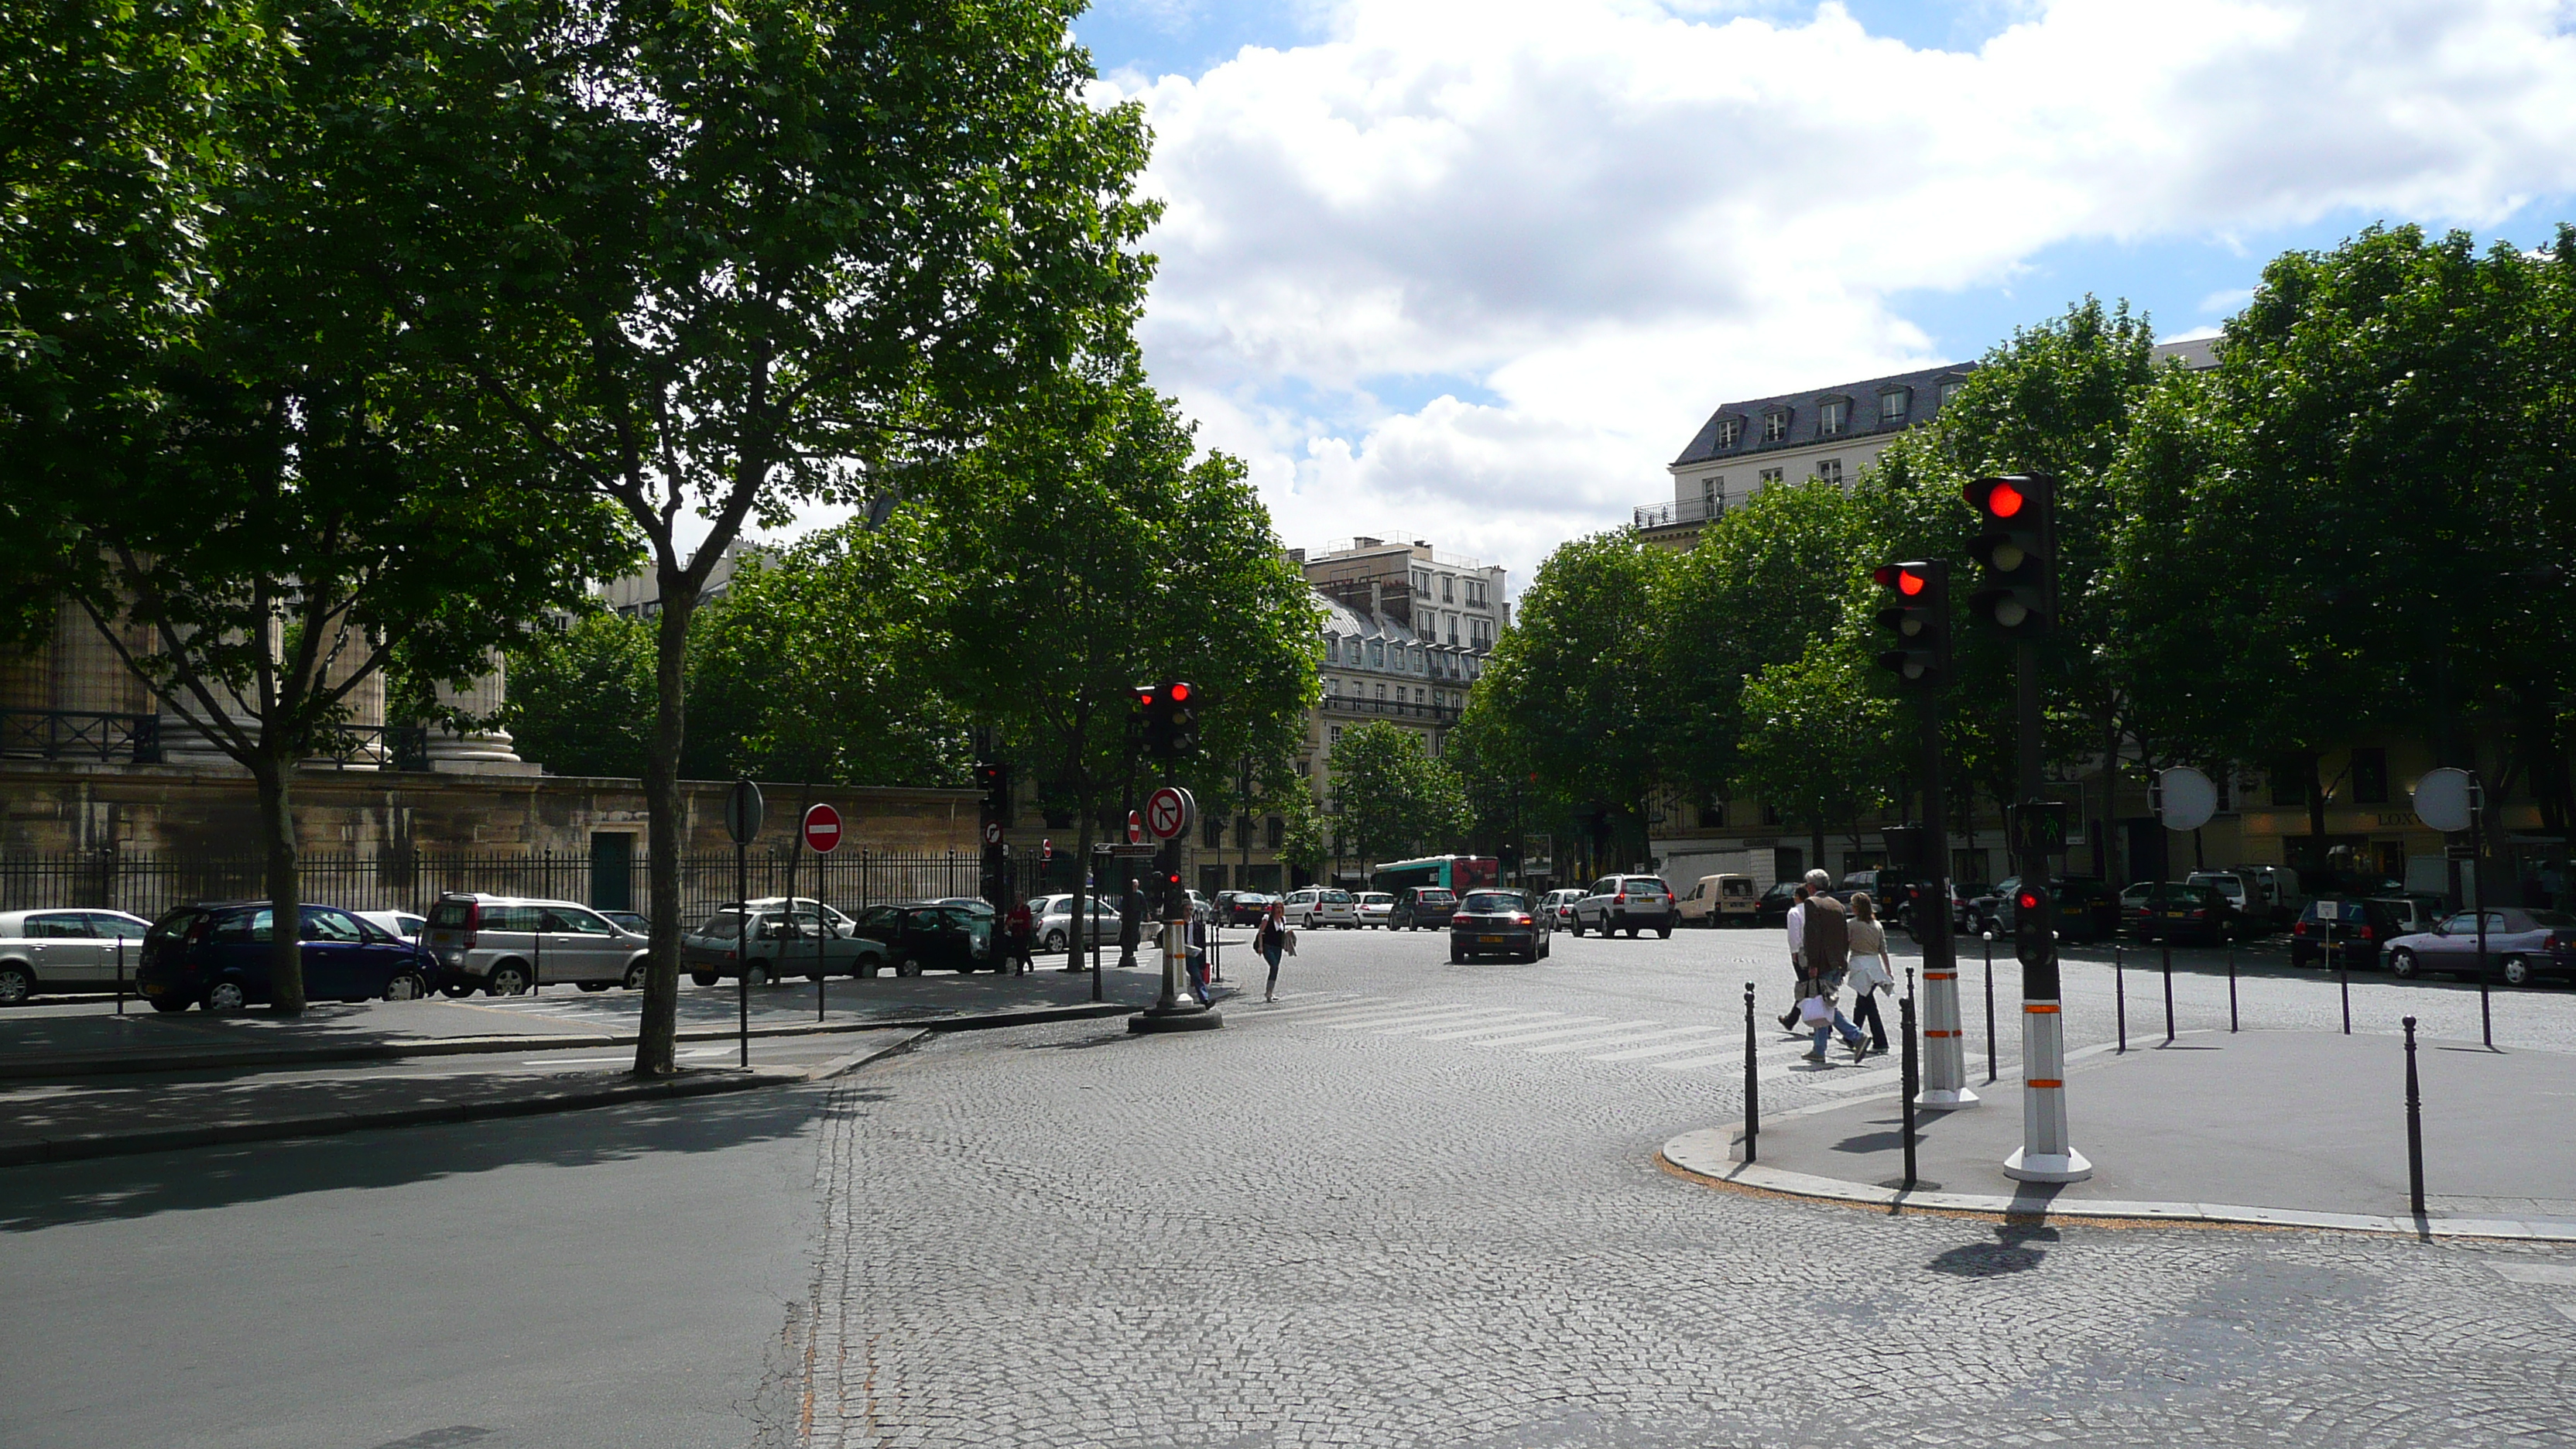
[383, 971, 427, 1002]
[1043, 930, 1066, 952]
[896, 957, 920, 978]
[485, 961, 532, 996]
[1658, 927, 1673, 940]
[625, 961, 650, 991]
[2387, 947, 2418, 980]
[1569, 916, 1585, 938]
[204, 978, 248, 1012]
[0, 964, 32, 1005]
[690, 970, 721, 987]
[856, 954, 882, 978]
[440, 978, 478, 999]
[742, 962, 771, 988]
[149, 995, 192, 1013]
[2503, 955, 2533, 988]
[1450, 947, 1467, 963]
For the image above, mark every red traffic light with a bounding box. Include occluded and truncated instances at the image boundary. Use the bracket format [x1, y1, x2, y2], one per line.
[1986, 481, 2026, 518]
[1168, 682, 1191, 703]
[1870, 564, 1930, 596]
[2016, 889, 2041, 911]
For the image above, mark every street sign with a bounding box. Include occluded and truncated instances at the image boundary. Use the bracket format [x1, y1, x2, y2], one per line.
[1144, 785, 1195, 841]
[1127, 810, 1146, 845]
[802, 803, 844, 855]
[2413, 767, 2478, 833]
[1095, 842, 1158, 858]
[724, 779, 765, 845]
[983, 822, 1004, 847]
[2153, 766, 2218, 832]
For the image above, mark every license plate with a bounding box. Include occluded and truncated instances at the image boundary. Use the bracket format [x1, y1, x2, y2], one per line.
[1480, 934, 1504, 944]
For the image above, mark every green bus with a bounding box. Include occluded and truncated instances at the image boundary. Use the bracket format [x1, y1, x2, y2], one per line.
[1371, 855, 1500, 893]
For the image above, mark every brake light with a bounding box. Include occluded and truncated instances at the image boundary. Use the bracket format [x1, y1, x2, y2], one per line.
[461, 900, 480, 951]
[2293, 921, 2309, 937]
[2358, 926, 2375, 941]
[1516, 915, 1533, 926]
[1615, 893, 1627, 903]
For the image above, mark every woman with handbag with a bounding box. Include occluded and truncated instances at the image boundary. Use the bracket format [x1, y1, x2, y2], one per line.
[1845, 892, 1893, 1059]
[1258, 903, 1289, 1002]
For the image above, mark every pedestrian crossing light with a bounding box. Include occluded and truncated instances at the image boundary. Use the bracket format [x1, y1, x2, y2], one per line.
[1870, 560, 1950, 688]
[1963, 474, 2057, 636]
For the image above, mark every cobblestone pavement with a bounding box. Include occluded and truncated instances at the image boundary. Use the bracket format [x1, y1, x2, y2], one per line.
[772, 926, 2576, 1447]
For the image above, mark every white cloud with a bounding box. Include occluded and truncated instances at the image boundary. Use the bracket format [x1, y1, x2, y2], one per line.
[1105, 0, 2576, 586]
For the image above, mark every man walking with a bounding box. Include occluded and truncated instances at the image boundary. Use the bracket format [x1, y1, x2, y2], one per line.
[1118, 879, 1144, 970]
[1780, 870, 1848, 1031]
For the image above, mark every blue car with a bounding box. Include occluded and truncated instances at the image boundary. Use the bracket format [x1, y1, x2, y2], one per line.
[138, 902, 437, 1012]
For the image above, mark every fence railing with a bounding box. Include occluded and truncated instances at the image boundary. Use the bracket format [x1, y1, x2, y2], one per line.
[0, 848, 1053, 926]
[1, 708, 161, 764]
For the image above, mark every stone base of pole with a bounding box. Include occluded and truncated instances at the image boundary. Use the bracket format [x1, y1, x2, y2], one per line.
[1129, 1003, 1224, 1033]
[2002, 1146, 2095, 1183]
[1916, 1086, 1982, 1110]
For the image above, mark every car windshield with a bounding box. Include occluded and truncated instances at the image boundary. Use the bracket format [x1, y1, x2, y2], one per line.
[1623, 879, 1667, 892]
[1417, 890, 1454, 903]
[696, 913, 748, 940]
[1460, 892, 1525, 913]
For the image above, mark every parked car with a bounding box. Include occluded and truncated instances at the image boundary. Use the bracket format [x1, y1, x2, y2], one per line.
[1536, 887, 1585, 930]
[1945, 882, 1992, 933]
[2290, 897, 2406, 971]
[1215, 891, 1279, 926]
[1977, 876, 2120, 944]
[2374, 893, 2451, 937]
[2235, 863, 2307, 923]
[681, 903, 876, 986]
[426, 893, 656, 995]
[1674, 873, 1759, 928]
[0, 908, 154, 1004]
[1753, 882, 1800, 929]
[599, 910, 650, 935]
[1029, 893, 1125, 953]
[1283, 887, 1358, 929]
[930, 897, 997, 920]
[1569, 875, 1676, 938]
[2384, 907, 2576, 985]
[356, 909, 428, 943]
[2185, 871, 2275, 931]
[1388, 886, 1460, 931]
[1448, 889, 1552, 963]
[2129, 882, 2243, 946]
[844, 901, 999, 975]
[1353, 891, 1396, 928]
[139, 902, 434, 1012]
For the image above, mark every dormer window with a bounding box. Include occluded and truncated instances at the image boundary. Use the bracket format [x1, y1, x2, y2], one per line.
[1817, 399, 1847, 437]
[1879, 387, 1910, 422]
[1940, 378, 1965, 406]
[1714, 416, 1743, 448]
[1762, 409, 1790, 444]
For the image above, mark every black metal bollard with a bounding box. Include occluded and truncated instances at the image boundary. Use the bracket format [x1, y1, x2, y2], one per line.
[1743, 982, 1760, 1164]
[2403, 1015, 2426, 1218]
[2115, 942, 2127, 1053]
[2162, 941, 2175, 1046]
[2227, 940, 2239, 1033]
[1899, 971, 1919, 1191]
[2336, 934, 2352, 1036]
[1982, 934, 1997, 1084]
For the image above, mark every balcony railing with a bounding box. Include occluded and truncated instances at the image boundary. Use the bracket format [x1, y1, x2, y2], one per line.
[307, 724, 433, 772]
[1632, 495, 1725, 531]
[0, 709, 161, 764]
[1321, 692, 1461, 724]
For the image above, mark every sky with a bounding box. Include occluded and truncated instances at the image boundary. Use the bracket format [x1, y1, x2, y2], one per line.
[741, 1, 2576, 593]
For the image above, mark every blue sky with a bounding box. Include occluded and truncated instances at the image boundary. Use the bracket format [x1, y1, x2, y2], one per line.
[1046, 2, 2576, 584]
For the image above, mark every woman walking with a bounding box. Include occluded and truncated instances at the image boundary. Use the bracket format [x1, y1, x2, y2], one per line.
[1257, 902, 1289, 1002]
[1845, 892, 1895, 1059]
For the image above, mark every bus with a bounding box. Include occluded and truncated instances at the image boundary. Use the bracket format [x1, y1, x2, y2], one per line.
[1371, 855, 1500, 893]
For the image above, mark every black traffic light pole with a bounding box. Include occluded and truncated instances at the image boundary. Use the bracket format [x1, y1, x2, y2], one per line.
[1131, 682, 1221, 1035]
[1873, 560, 1973, 1112]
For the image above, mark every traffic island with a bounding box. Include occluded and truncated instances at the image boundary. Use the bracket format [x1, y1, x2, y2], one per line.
[1127, 1002, 1224, 1034]
[1661, 1029, 2576, 1241]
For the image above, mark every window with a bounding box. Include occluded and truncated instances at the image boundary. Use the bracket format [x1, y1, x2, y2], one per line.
[1941, 379, 1965, 406]
[1411, 570, 1430, 594]
[1762, 409, 1789, 443]
[1374, 683, 1386, 701]
[1697, 797, 1725, 828]
[1324, 635, 1339, 663]
[1441, 574, 1455, 602]
[1758, 467, 1783, 486]
[2269, 765, 2308, 807]
[1204, 814, 1224, 848]
[1368, 639, 1384, 668]
[1879, 388, 1910, 421]
[1328, 725, 1342, 747]
[1817, 399, 1846, 437]
[1701, 475, 1724, 516]
[2351, 748, 2389, 806]
[1267, 816, 1285, 849]
[1816, 458, 1844, 486]
[1715, 416, 1742, 448]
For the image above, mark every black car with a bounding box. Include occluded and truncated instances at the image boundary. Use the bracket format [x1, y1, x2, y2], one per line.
[846, 901, 997, 975]
[2289, 896, 2404, 971]
[2129, 883, 2243, 946]
[1389, 886, 1459, 930]
[1216, 891, 1279, 926]
[1448, 889, 1550, 964]
[1753, 882, 1800, 928]
[138, 902, 436, 1012]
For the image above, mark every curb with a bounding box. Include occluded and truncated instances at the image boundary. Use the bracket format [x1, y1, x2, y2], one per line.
[1656, 1124, 2576, 1244]
[0, 1000, 1143, 1081]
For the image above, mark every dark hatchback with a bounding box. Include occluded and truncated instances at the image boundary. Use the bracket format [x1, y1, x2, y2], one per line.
[1981, 876, 2121, 944]
[2127, 883, 2243, 946]
[2289, 897, 2404, 970]
[1448, 889, 1550, 963]
[848, 901, 997, 975]
[1754, 882, 1799, 929]
[1389, 887, 1459, 930]
[139, 902, 436, 1012]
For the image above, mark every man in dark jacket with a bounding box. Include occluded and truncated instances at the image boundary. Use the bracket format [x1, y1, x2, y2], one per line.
[1118, 880, 1144, 969]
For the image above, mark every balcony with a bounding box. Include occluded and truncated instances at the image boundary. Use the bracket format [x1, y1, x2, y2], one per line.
[0, 709, 161, 764]
[1320, 692, 1461, 724]
[1632, 495, 1725, 532]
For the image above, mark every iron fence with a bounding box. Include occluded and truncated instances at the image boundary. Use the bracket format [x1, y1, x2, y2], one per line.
[0, 848, 1043, 926]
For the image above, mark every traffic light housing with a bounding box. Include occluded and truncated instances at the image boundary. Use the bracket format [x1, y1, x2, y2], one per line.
[1962, 474, 2056, 635]
[2012, 882, 2054, 970]
[973, 760, 1012, 825]
[1870, 560, 1951, 687]
[1137, 680, 1201, 760]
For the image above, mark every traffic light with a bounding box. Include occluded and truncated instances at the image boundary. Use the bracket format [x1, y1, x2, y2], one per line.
[1137, 680, 1201, 760]
[1870, 560, 1950, 687]
[973, 760, 1012, 825]
[1962, 474, 2056, 635]
[2012, 881, 2054, 969]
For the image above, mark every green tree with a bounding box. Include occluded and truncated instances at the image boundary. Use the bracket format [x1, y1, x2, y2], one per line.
[500, 611, 658, 780]
[337, 0, 1162, 1070]
[1733, 632, 1901, 870]
[1275, 790, 1330, 882]
[1327, 721, 1469, 865]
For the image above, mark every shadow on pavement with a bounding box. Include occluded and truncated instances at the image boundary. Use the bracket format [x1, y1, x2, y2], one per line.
[0, 1080, 886, 1233]
[1927, 1223, 2059, 1277]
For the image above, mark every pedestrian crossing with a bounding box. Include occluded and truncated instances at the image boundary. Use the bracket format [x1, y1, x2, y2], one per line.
[1237, 993, 1982, 1094]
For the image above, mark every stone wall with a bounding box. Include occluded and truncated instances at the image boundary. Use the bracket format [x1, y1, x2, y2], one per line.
[0, 760, 975, 857]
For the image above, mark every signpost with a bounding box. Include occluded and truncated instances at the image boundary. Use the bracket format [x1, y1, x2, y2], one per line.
[725, 779, 763, 1067]
[2151, 767, 2217, 1046]
[803, 803, 842, 1021]
[2413, 766, 2492, 1047]
[1131, 783, 1217, 1035]
[1144, 785, 1194, 841]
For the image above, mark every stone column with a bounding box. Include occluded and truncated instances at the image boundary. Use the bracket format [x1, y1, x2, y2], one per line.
[429, 652, 536, 775]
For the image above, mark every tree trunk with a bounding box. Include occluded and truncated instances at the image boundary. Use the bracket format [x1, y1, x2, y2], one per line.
[2099, 697, 2120, 885]
[635, 586, 697, 1076]
[252, 752, 306, 1013]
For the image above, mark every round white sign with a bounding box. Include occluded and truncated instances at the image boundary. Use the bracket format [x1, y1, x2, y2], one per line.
[2413, 766, 2477, 833]
[2155, 766, 2218, 832]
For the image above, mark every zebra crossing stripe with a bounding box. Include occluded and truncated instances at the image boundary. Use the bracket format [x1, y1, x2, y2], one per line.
[1462, 1018, 1661, 1048]
[1586, 1033, 1735, 1062]
[1412, 1014, 1591, 1042]
[1325, 1005, 1537, 1032]
[1366, 1010, 1564, 1036]
[1520, 1024, 1721, 1056]
[1239, 995, 1390, 1020]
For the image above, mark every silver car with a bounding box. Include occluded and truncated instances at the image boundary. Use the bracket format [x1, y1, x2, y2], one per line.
[682, 902, 874, 986]
[1032, 893, 1125, 953]
[423, 893, 653, 995]
[0, 908, 153, 1004]
[1283, 887, 1358, 929]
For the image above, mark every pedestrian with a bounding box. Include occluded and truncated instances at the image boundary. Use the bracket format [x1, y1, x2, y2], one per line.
[1184, 913, 1213, 1004]
[1845, 891, 1893, 1057]
[1775, 881, 1816, 1031]
[1118, 879, 1144, 970]
[1258, 902, 1288, 1002]
[1005, 896, 1035, 975]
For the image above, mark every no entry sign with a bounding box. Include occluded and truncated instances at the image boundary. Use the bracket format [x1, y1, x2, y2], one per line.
[1144, 786, 1195, 841]
[802, 803, 844, 854]
[1127, 810, 1146, 844]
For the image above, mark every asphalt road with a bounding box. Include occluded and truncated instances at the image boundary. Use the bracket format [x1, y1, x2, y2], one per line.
[7, 920, 2572, 1448]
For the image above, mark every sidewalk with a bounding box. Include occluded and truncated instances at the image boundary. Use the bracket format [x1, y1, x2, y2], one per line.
[0, 964, 1171, 1080]
[1663, 1029, 2576, 1242]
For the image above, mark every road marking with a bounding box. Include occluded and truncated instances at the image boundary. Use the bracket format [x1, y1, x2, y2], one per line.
[1462, 1018, 1662, 1048]
[1412, 1014, 1595, 1042]
[2494, 1265, 2576, 1286]
[1338, 1008, 1559, 1035]
[1810, 1066, 1904, 1093]
[1586, 1032, 1736, 1062]
[1236, 995, 1386, 1017]
[1521, 1024, 1721, 1055]
[1368, 1010, 1567, 1036]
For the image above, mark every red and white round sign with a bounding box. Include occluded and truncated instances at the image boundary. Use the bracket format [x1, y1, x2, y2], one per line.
[802, 803, 844, 855]
[1127, 810, 1146, 844]
[984, 822, 1004, 846]
[1144, 786, 1194, 841]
